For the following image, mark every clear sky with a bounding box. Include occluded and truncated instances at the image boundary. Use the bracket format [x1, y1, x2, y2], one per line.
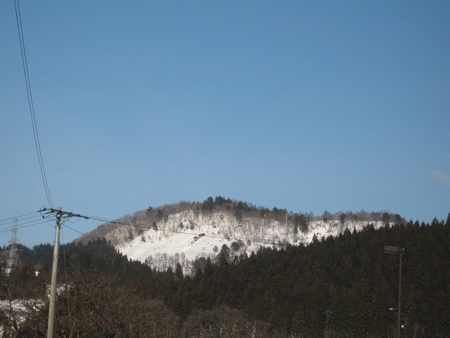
[1, 1, 449, 248]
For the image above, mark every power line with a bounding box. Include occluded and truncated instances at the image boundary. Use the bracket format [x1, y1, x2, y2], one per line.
[0, 207, 282, 250]
[0, 211, 54, 240]
[14, 0, 53, 207]
[0, 214, 44, 229]
[0, 211, 40, 225]
[63, 223, 97, 242]
[0, 219, 50, 234]
[61, 223, 145, 263]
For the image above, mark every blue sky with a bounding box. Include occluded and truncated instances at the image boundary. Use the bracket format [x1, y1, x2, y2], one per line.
[1, 1, 449, 247]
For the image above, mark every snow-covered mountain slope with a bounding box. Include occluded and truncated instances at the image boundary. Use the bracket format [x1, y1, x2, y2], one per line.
[95, 208, 386, 273]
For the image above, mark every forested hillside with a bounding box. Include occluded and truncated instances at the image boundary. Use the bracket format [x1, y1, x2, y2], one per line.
[1, 216, 449, 336]
[77, 197, 403, 273]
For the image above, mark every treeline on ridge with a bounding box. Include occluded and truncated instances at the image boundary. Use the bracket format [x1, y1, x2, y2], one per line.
[80, 196, 405, 244]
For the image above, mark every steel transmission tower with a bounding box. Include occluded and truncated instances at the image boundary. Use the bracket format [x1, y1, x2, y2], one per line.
[6, 218, 19, 275]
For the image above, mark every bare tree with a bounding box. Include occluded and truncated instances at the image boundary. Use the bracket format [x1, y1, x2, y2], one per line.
[181, 305, 272, 337]
[18, 269, 179, 337]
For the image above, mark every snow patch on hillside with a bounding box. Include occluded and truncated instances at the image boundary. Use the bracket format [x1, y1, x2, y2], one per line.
[111, 209, 385, 273]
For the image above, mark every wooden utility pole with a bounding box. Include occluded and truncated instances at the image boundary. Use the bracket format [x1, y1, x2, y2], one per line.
[44, 207, 88, 338]
[47, 206, 62, 338]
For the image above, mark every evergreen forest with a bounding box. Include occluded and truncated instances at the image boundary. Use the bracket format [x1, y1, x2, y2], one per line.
[1, 216, 449, 337]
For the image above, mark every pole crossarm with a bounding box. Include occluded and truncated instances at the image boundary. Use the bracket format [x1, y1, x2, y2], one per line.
[42, 207, 90, 220]
[383, 245, 405, 255]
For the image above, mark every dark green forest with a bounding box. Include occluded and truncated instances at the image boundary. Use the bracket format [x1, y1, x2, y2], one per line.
[1, 216, 449, 337]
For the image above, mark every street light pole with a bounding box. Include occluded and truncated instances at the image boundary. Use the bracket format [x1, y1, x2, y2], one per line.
[384, 245, 404, 338]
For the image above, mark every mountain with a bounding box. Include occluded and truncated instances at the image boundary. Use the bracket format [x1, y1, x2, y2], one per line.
[77, 197, 397, 272]
[4, 206, 449, 336]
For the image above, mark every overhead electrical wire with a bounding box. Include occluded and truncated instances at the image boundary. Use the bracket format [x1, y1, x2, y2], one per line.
[0, 214, 40, 228]
[0, 211, 39, 225]
[0, 210, 54, 237]
[0, 218, 50, 234]
[14, 0, 53, 207]
[63, 223, 98, 242]
[1, 208, 279, 251]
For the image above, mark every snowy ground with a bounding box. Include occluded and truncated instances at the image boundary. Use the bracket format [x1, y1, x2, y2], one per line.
[115, 210, 385, 272]
[0, 299, 44, 336]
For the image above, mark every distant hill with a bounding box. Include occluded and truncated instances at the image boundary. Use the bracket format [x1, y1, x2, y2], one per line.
[75, 197, 402, 272]
[3, 207, 449, 337]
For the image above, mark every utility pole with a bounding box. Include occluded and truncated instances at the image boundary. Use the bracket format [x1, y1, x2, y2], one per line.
[43, 207, 88, 338]
[384, 245, 405, 338]
[47, 206, 62, 338]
